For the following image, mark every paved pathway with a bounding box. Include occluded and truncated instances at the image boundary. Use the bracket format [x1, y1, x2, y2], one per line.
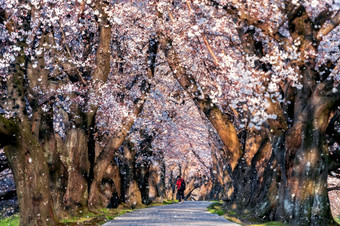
[103, 201, 239, 226]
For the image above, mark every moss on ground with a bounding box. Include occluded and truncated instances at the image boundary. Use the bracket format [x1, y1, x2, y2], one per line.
[0, 200, 178, 226]
[207, 201, 286, 226]
[60, 199, 178, 224]
[59, 207, 133, 225]
[147, 199, 178, 207]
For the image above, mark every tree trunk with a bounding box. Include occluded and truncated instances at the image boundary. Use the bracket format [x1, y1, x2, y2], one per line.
[135, 132, 153, 204]
[165, 167, 176, 200]
[210, 150, 231, 200]
[148, 160, 165, 203]
[39, 112, 69, 219]
[88, 35, 158, 210]
[225, 84, 338, 225]
[122, 142, 142, 207]
[276, 87, 336, 225]
[88, 135, 129, 210]
[4, 119, 57, 225]
[136, 161, 151, 204]
[0, 21, 57, 223]
[56, 128, 90, 214]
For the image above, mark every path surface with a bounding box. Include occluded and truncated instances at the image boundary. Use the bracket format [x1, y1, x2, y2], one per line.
[103, 201, 239, 226]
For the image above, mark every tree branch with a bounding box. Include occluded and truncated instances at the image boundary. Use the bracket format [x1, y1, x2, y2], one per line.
[317, 11, 340, 41]
[92, 1, 112, 83]
[158, 32, 242, 170]
[202, 34, 219, 66]
[314, 8, 333, 28]
[60, 30, 86, 85]
[207, 0, 294, 52]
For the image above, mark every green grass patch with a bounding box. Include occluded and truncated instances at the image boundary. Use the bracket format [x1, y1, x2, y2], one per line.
[207, 201, 229, 217]
[207, 201, 243, 224]
[162, 199, 178, 205]
[59, 207, 133, 225]
[0, 214, 20, 226]
[146, 199, 178, 208]
[249, 222, 285, 226]
[207, 201, 226, 215]
[207, 202, 286, 226]
[59, 200, 177, 225]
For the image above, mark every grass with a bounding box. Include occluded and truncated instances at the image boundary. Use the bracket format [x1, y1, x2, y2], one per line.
[149, 199, 178, 207]
[162, 199, 178, 205]
[0, 200, 178, 226]
[207, 201, 286, 226]
[207, 201, 243, 224]
[207, 201, 227, 216]
[250, 222, 285, 226]
[60, 199, 178, 224]
[0, 214, 20, 226]
[58, 206, 136, 225]
[335, 216, 340, 225]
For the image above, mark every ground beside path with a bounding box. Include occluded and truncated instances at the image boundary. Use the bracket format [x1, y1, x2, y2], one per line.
[103, 201, 239, 226]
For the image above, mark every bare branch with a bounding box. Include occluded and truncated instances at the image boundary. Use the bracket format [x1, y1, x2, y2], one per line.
[61, 30, 86, 84]
[274, 4, 300, 35]
[202, 34, 219, 66]
[186, 0, 192, 12]
[317, 11, 340, 41]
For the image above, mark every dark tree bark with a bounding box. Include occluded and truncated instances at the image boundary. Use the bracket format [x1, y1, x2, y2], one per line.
[277, 82, 338, 225]
[135, 131, 153, 204]
[148, 158, 166, 202]
[53, 0, 112, 214]
[2, 117, 57, 225]
[0, 10, 58, 222]
[121, 141, 142, 207]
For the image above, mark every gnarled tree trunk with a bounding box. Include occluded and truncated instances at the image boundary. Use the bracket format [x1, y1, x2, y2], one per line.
[122, 141, 142, 207]
[0, 18, 58, 223]
[2, 118, 57, 225]
[56, 128, 90, 213]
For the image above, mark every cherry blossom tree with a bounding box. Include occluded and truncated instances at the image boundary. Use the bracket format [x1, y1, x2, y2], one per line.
[0, 0, 117, 223]
[155, 0, 339, 224]
[0, 0, 339, 225]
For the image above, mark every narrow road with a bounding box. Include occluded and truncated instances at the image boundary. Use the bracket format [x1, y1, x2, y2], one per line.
[103, 201, 239, 225]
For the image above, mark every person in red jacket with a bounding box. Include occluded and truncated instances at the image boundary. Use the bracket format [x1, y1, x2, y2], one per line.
[176, 175, 185, 202]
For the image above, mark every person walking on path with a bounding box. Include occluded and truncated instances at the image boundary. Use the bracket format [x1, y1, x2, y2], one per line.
[176, 175, 185, 202]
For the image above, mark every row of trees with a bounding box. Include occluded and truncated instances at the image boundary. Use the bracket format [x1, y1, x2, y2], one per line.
[0, 0, 339, 225]
[0, 1, 218, 224]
